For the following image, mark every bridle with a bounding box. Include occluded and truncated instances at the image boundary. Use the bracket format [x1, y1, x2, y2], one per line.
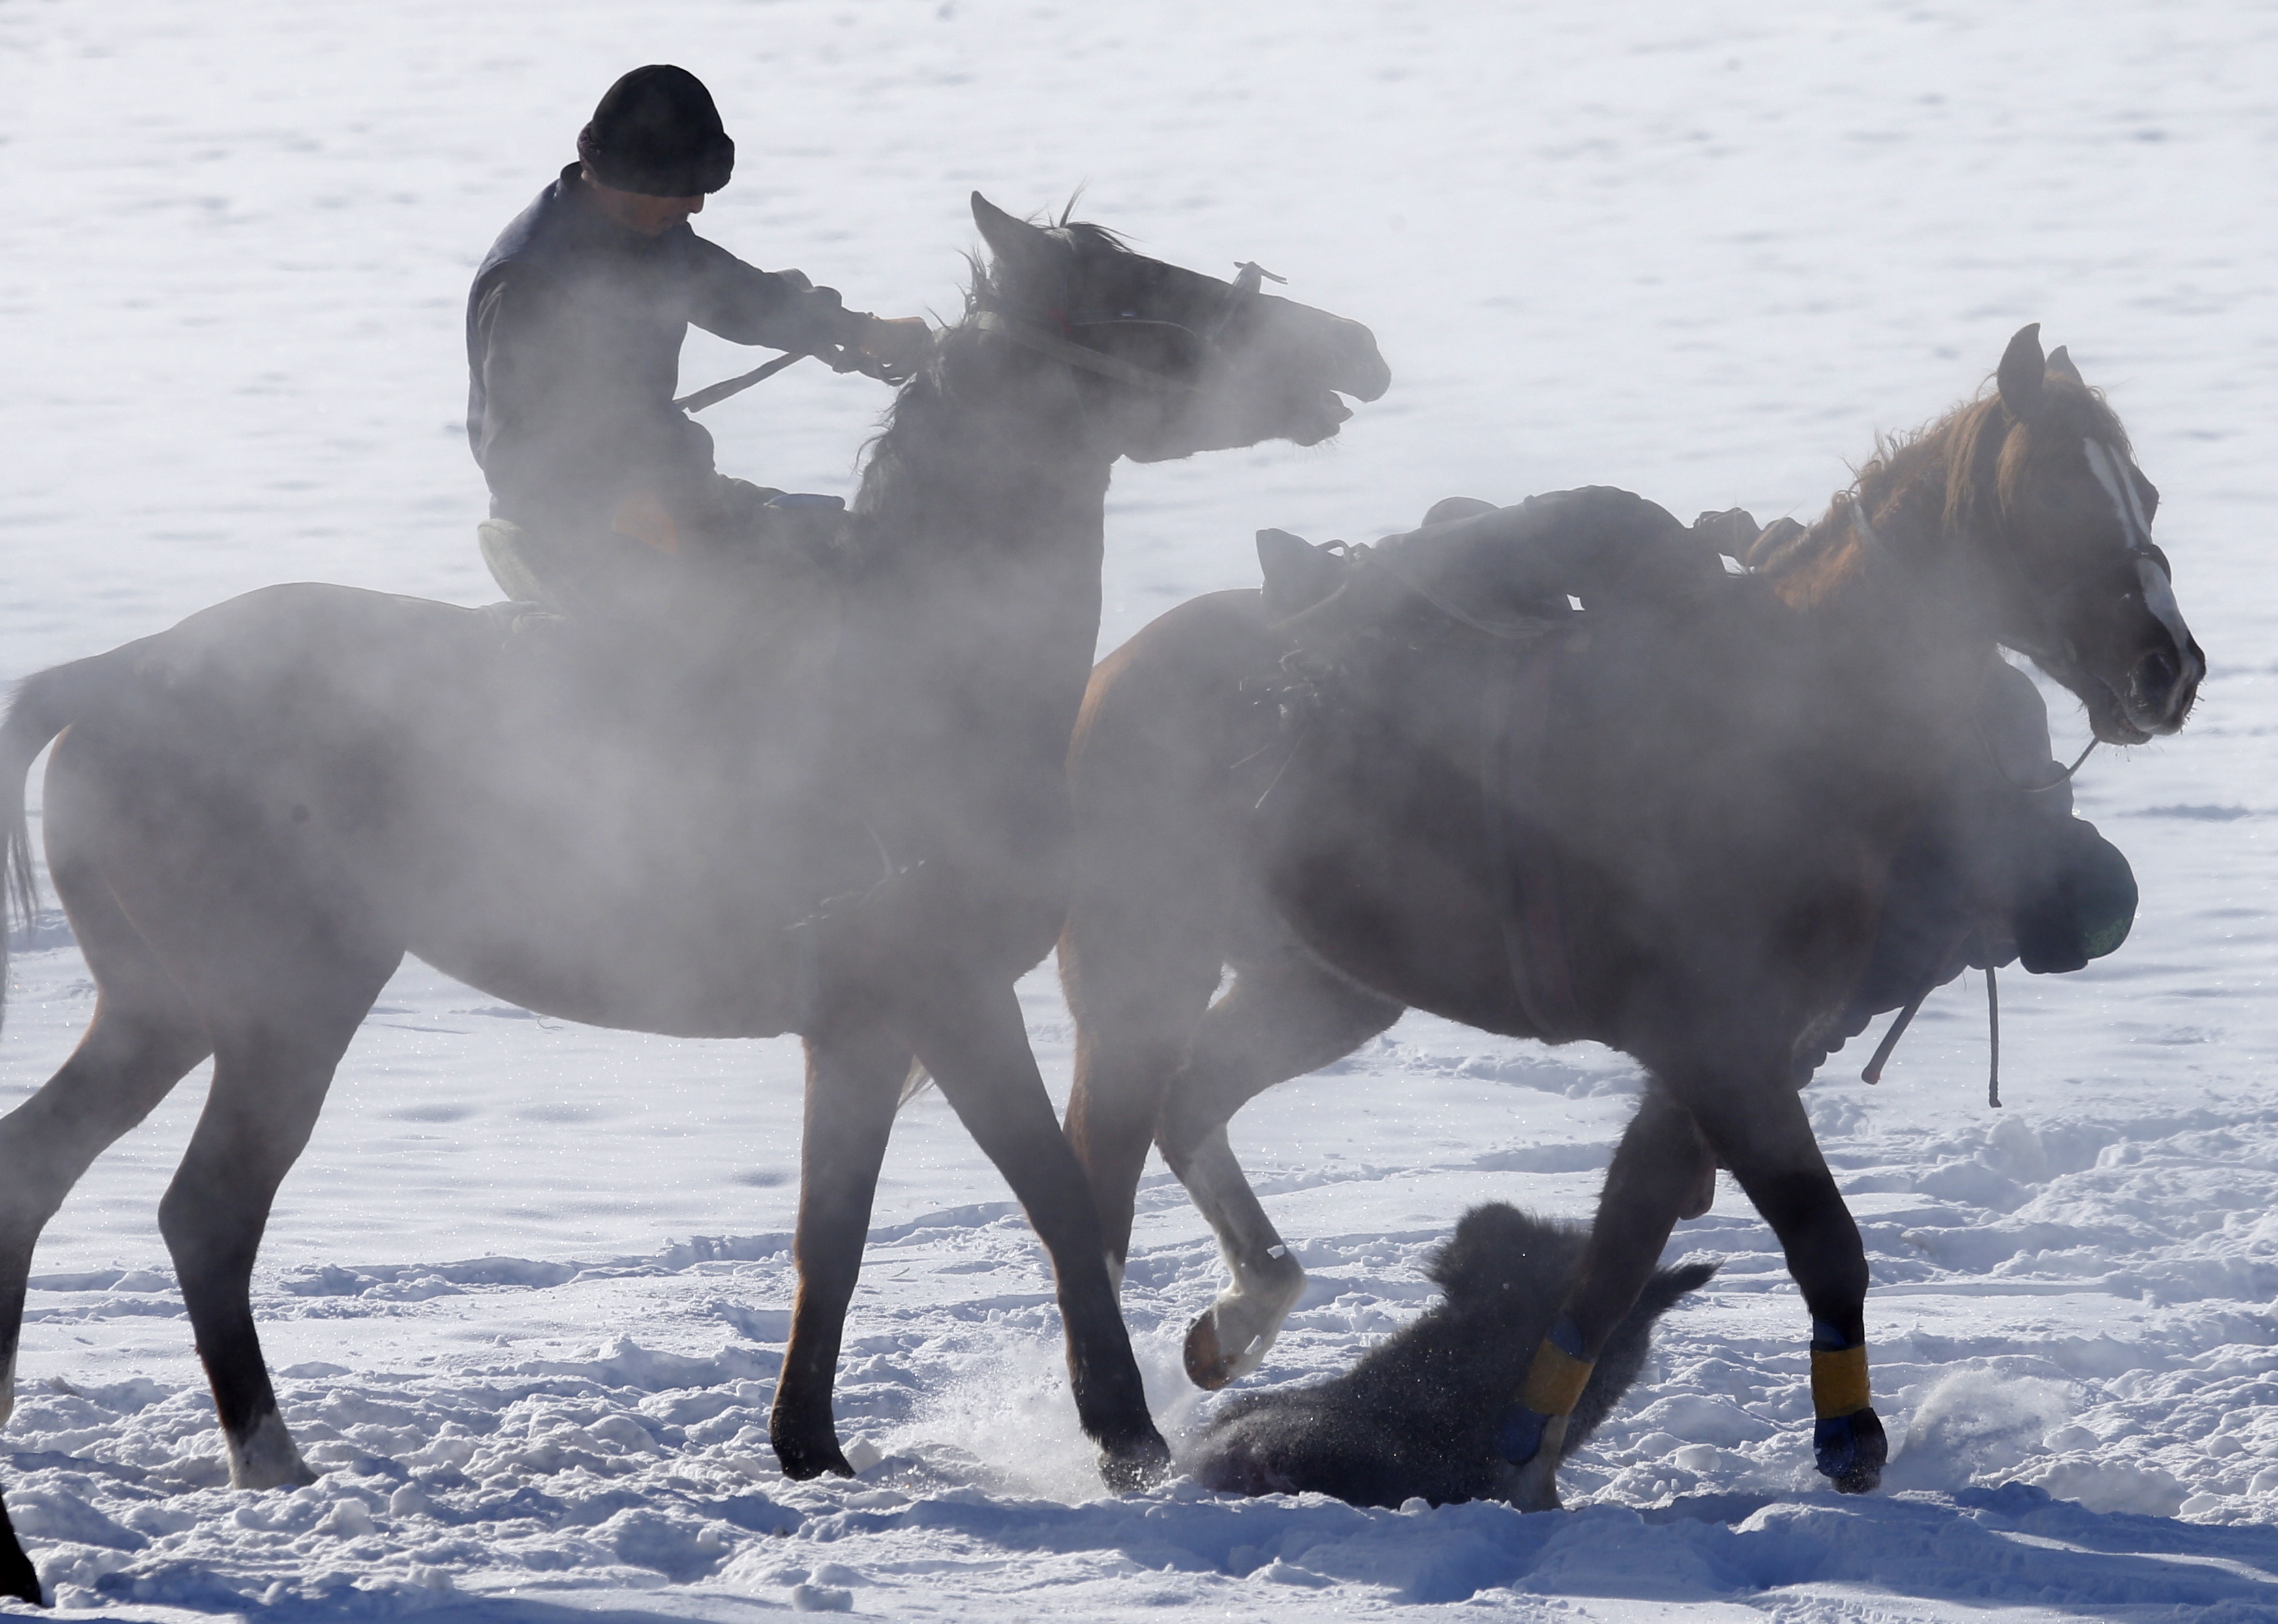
[971, 258, 1289, 397]
[1845, 430, 2184, 1100]
[971, 309, 1201, 395]
[676, 258, 1290, 414]
[1844, 425, 2191, 783]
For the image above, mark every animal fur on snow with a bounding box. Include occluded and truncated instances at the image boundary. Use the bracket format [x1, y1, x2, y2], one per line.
[1188, 1203, 1716, 1508]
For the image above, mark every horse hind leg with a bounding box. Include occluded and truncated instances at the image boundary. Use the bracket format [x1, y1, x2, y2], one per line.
[1157, 953, 1403, 1389]
[157, 954, 397, 1490]
[0, 1006, 212, 1413]
[770, 1013, 912, 1482]
[0, 1005, 207, 1604]
[1059, 887, 1226, 1297]
[0, 850, 213, 1428]
[0, 863, 211, 1603]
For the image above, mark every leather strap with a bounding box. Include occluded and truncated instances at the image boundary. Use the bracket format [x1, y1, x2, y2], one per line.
[973, 310, 1200, 395]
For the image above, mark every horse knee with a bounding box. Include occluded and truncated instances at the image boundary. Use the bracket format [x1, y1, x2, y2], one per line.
[157, 1175, 260, 1285]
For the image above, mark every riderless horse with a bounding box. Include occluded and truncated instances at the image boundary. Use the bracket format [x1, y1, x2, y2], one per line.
[1058, 327, 2200, 1506]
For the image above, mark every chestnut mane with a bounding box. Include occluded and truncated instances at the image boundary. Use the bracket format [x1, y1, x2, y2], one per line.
[1749, 378, 2134, 606]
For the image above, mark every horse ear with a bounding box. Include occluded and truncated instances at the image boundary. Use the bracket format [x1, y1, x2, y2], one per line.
[1997, 323, 2046, 419]
[970, 192, 1062, 287]
[2046, 344, 2086, 387]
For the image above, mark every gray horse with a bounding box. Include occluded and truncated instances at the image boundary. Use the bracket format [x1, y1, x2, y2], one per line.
[0, 194, 1388, 1601]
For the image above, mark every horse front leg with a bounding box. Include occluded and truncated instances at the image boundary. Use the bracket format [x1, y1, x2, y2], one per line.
[895, 975, 1170, 1490]
[1500, 1070, 1881, 1507]
[1496, 1085, 1714, 1509]
[1699, 1077, 1881, 1495]
[770, 1015, 911, 1481]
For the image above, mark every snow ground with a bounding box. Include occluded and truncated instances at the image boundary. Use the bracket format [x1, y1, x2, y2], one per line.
[7, 0, 2278, 1617]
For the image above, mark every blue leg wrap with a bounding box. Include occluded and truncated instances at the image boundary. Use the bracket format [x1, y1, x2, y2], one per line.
[1495, 1406, 1551, 1467]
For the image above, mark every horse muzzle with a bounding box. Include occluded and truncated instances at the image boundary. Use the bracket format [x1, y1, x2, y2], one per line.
[2108, 558, 2204, 740]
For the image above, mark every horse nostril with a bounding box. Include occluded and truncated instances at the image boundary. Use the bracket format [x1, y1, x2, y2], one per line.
[2136, 647, 2181, 715]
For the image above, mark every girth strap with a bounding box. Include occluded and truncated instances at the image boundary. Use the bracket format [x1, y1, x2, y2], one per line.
[1480, 631, 1585, 1040]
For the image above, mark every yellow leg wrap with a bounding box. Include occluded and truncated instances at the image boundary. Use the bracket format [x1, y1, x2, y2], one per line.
[1518, 1339, 1594, 1417]
[1812, 1344, 1871, 1419]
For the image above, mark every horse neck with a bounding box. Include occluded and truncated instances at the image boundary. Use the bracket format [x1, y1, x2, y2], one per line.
[1770, 448, 2003, 775]
[843, 328, 1115, 761]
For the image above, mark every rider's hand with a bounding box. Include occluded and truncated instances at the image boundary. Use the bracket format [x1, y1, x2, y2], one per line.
[858, 315, 933, 378]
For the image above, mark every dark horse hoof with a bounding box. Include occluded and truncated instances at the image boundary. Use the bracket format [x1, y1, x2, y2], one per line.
[768, 1418, 857, 1482]
[1099, 1428, 1174, 1493]
[1183, 1313, 1236, 1391]
[0, 1503, 41, 1606]
[1814, 1408, 1888, 1494]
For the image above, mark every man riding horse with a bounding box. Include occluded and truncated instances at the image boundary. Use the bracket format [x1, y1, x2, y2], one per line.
[466, 65, 932, 617]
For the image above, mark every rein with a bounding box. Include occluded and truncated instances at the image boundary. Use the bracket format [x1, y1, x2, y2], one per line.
[667, 305, 1206, 421]
[1859, 925, 2003, 1107]
[678, 253, 1281, 415]
[674, 348, 809, 414]
[1983, 725, 2098, 793]
[1793, 496, 2056, 1108]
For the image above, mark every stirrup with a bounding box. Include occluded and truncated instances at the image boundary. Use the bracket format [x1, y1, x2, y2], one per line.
[478, 519, 557, 609]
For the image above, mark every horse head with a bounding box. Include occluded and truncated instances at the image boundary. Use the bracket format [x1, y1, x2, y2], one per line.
[967, 194, 1390, 462]
[1966, 323, 2204, 744]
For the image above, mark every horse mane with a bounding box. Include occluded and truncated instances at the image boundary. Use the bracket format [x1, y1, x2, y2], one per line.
[853, 212, 1135, 512]
[1750, 376, 2134, 604]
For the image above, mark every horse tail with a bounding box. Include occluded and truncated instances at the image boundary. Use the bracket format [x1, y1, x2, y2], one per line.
[0, 656, 110, 1034]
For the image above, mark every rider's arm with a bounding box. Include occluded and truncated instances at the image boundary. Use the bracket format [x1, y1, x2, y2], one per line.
[683, 235, 873, 356]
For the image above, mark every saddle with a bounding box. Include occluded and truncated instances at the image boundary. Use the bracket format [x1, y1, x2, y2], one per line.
[476, 490, 850, 697]
[1251, 492, 2140, 1086]
[1255, 487, 1728, 656]
[1252, 489, 1720, 1044]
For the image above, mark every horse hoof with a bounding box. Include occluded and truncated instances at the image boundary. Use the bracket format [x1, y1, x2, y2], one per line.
[1183, 1314, 1235, 1391]
[1490, 1449, 1563, 1512]
[769, 1421, 856, 1482]
[227, 1411, 317, 1490]
[0, 1531, 37, 1607]
[1814, 1408, 1888, 1494]
[1099, 1429, 1173, 1493]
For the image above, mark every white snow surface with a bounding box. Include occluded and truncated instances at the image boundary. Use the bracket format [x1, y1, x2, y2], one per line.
[7, 1, 2278, 1618]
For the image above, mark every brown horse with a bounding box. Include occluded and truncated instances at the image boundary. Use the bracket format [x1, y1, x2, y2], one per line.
[0, 194, 1387, 1598]
[1059, 327, 2200, 1509]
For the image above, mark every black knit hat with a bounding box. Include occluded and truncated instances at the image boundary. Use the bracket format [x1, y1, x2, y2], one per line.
[576, 65, 735, 197]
